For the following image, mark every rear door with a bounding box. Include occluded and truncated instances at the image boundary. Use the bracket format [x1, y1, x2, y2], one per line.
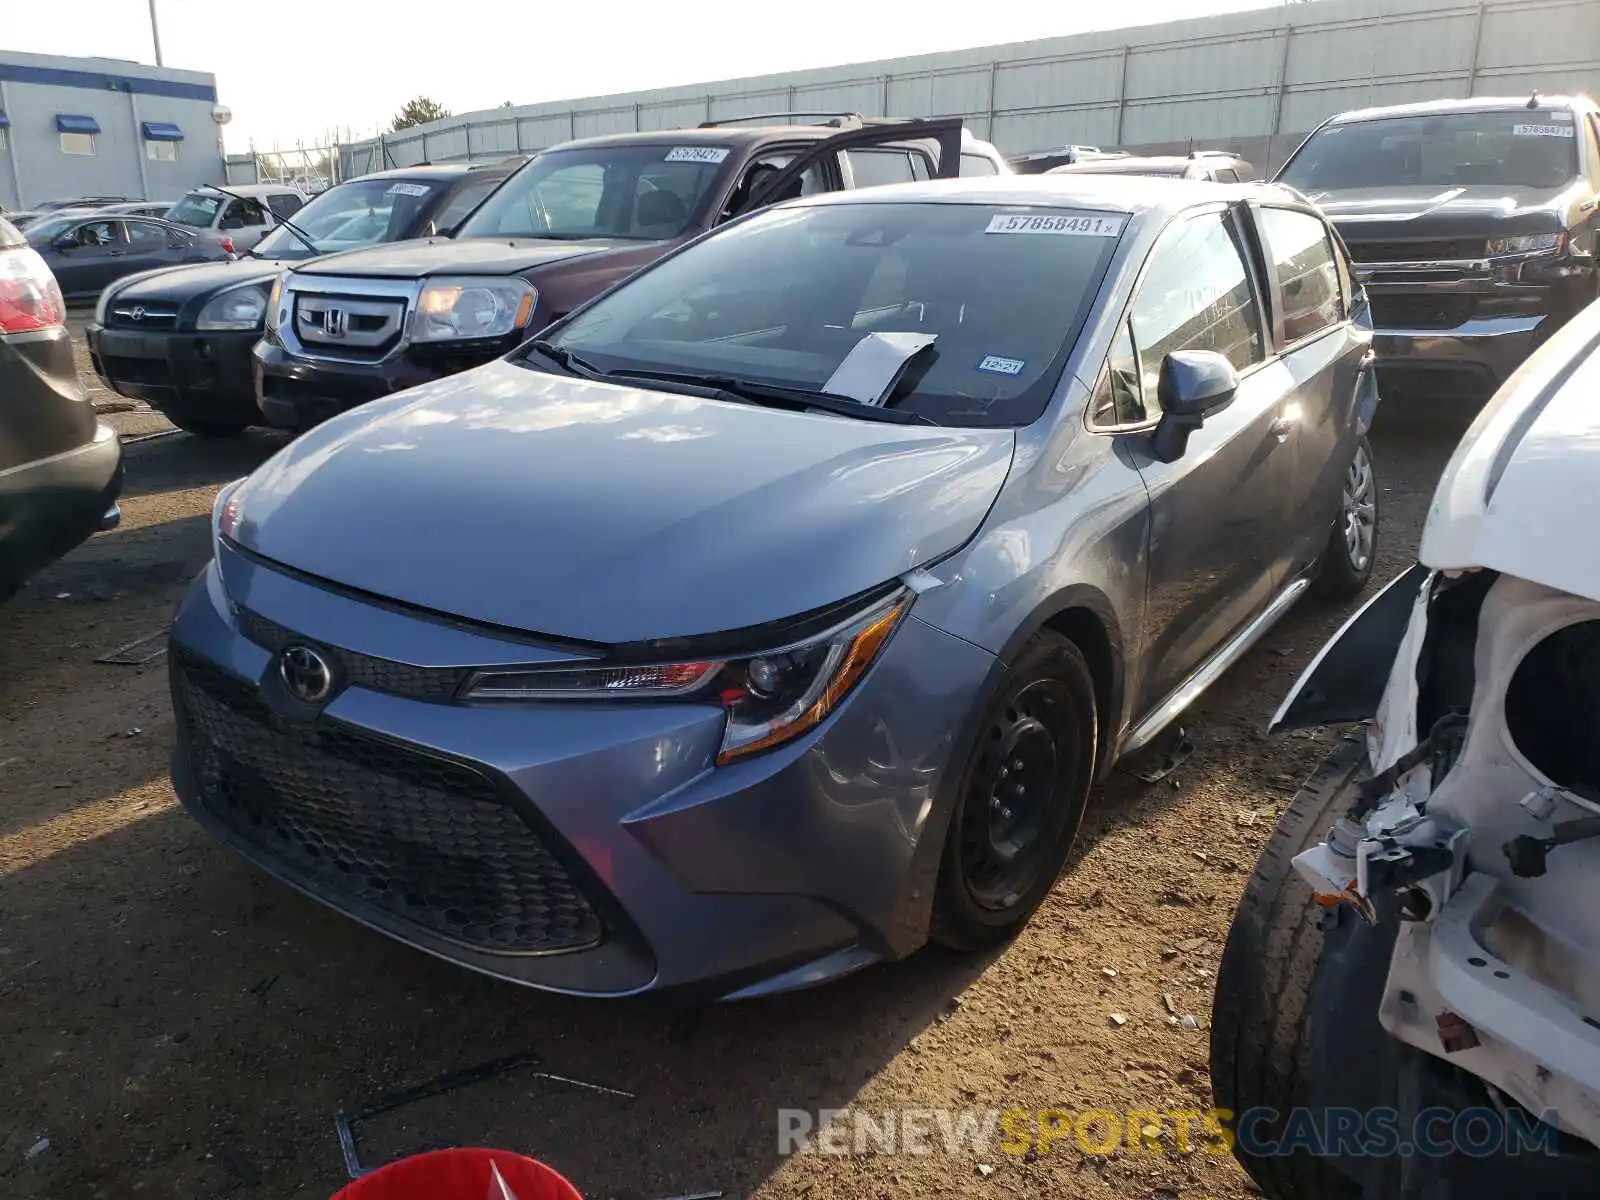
[735, 117, 963, 215]
[1105, 205, 1302, 719]
[1252, 205, 1369, 579]
[121, 219, 178, 274]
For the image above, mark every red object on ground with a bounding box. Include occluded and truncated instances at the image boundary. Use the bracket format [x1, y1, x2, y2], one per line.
[332, 1148, 583, 1200]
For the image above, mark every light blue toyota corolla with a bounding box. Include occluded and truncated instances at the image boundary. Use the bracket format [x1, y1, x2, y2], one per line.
[171, 174, 1379, 998]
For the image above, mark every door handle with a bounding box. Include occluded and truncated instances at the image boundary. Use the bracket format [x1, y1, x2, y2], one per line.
[107, 249, 125, 257]
[1269, 416, 1294, 443]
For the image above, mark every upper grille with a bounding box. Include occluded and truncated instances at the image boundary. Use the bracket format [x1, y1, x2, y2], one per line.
[293, 292, 406, 354]
[1344, 237, 1485, 264]
[174, 650, 604, 955]
[235, 607, 470, 704]
[1369, 294, 1474, 330]
[107, 301, 179, 329]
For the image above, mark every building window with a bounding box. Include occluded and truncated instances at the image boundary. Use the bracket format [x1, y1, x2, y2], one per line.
[0, 128, 7, 153]
[60, 132, 97, 156]
[145, 140, 178, 162]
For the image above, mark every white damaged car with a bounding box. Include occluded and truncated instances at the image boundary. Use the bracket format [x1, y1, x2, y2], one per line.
[1211, 296, 1600, 1199]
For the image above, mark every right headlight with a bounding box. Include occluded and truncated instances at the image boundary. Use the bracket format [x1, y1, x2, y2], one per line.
[464, 590, 911, 764]
[195, 281, 272, 331]
[411, 276, 537, 343]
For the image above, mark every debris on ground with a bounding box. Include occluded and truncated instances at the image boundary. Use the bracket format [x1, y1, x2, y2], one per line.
[1109, 1013, 1128, 1027]
[1180, 1015, 1200, 1030]
[24, 1137, 50, 1161]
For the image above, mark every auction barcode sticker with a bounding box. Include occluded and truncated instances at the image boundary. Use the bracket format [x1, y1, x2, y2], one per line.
[665, 146, 730, 163]
[386, 182, 431, 196]
[986, 213, 1125, 237]
[1513, 123, 1574, 138]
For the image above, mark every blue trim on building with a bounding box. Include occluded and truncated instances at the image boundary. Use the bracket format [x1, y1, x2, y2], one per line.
[55, 114, 101, 134]
[0, 62, 217, 102]
[0, 111, 9, 129]
[141, 121, 184, 141]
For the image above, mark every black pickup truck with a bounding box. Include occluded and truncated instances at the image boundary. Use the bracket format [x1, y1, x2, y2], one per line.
[1276, 93, 1600, 400]
[252, 116, 1008, 432]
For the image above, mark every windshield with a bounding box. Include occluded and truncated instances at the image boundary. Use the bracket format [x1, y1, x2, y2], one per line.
[166, 192, 222, 228]
[1281, 109, 1580, 191]
[252, 177, 443, 259]
[457, 144, 732, 241]
[532, 201, 1123, 428]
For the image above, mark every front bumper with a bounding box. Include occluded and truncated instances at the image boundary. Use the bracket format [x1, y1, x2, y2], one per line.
[168, 542, 997, 998]
[0, 421, 123, 591]
[252, 337, 510, 433]
[88, 322, 263, 426]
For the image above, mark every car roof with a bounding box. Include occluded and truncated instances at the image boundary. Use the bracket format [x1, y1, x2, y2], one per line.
[187, 182, 303, 196]
[1420, 298, 1600, 602]
[545, 125, 839, 153]
[350, 163, 496, 183]
[1327, 93, 1597, 124]
[788, 173, 1303, 217]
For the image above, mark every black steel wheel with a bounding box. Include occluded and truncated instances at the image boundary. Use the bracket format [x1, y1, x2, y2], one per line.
[930, 630, 1098, 950]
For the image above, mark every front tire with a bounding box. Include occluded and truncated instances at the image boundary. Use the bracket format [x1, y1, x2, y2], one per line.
[930, 631, 1098, 951]
[167, 414, 251, 438]
[1313, 435, 1378, 600]
[1210, 739, 1367, 1200]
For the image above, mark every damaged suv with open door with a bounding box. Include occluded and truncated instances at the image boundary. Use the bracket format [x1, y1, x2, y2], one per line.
[252, 116, 984, 431]
[1211, 297, 1600, 1198]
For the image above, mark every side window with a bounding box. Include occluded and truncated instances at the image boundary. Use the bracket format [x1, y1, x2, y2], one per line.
[959, 153, 1000, 178]
[1259, 207, 1344, 344]
[721, 151, 829, 220]
[126, 221, 166, 248]
[268, 193, 305, 218]
[433, 176, 500, 232]
[846, 148, 920, 189]
[1128, 211, 1265, 406]
[72, 220, 118, 247]
[1214, 168, 1240, 183]
[1090, 319, 1146, 427]
[224, 199, 267, 228]
[1585, 114, 1600, 185]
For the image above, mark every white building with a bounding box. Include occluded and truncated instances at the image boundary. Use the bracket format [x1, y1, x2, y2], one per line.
[0, 51, 225, 211]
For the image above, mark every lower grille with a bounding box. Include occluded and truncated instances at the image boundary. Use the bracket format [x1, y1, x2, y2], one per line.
[101, 355, 173, 388]
[1369, 294, 1474, 330]
[174, 651, 604, 954]
[1345, 237, 1484, 264]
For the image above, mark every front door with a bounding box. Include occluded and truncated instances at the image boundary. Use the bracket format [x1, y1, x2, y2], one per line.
[1116, 206, 1302, 718]
[52, 219, 124, 298]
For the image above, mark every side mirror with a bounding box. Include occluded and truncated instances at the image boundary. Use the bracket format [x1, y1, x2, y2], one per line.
[52, 234, 75, 251]
[1151, 350, 1239, 463]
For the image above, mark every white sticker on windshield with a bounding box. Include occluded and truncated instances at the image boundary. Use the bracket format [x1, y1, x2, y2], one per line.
[664, 146, 730, 164]
[976, 355, 1025, 376]
[1513, 123, 1574, 138]
[1551, 111, 1574, 121]
[986, 213, 1125, 237]
[385, 182, 431, 196]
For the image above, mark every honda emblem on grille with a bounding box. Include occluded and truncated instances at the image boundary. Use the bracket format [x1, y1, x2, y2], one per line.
[320, 305, 349, 339]
[278, 645, 333, 704]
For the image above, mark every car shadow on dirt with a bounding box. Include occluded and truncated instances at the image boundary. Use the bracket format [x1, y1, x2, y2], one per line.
[118, 429, 290, 502]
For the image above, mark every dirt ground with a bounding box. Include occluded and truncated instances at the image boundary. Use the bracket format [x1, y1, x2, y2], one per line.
[0, 324, 1469, 1199]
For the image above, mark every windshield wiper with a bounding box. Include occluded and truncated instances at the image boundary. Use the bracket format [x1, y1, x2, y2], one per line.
[204, 183, 321, 255]
[524, 339, 605, 379]
[602, 367, 938, 425]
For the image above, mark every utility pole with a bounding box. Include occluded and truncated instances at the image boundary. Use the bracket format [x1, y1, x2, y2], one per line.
[148, 0, 164, 66]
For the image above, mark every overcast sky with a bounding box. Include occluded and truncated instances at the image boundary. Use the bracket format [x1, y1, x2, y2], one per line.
[8, 0, 1275, 152]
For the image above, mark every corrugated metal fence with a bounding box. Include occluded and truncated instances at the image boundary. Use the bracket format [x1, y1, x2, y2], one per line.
[339, 0, 1599, 176]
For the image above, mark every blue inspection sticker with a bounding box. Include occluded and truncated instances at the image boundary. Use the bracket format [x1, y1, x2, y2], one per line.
[977, 354, 1025, 376]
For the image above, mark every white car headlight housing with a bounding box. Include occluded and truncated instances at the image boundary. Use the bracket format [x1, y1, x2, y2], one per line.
[411, 276, 537, 343]
[465, 589, 911, 764]
[196, 281, 272, 330]
[1486, 232, 1564, 257]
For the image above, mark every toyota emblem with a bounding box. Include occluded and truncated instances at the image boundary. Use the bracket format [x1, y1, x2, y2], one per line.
[130, 305, 146, 321]
[278, 644, 333, 704]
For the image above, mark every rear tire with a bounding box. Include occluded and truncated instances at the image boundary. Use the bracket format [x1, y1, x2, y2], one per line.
[1313, 436, 1378, 600]
[1209, 738, 1367, 1200]
[167, 415, 251, 438]
[929, 631, 1098, 951]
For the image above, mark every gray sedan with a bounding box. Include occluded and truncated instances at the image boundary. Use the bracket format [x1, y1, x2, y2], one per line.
[25, 214, 232, 300]
[168, 175, 1379, 998]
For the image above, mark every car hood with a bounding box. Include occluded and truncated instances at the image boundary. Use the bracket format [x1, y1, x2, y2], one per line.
[1419, 297, 1600, 602]
[1303, 181, 1580, 233]
[229, 361, 1015, 644]
[108, 258, 282, 306]
[290, 236, 643, 279]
